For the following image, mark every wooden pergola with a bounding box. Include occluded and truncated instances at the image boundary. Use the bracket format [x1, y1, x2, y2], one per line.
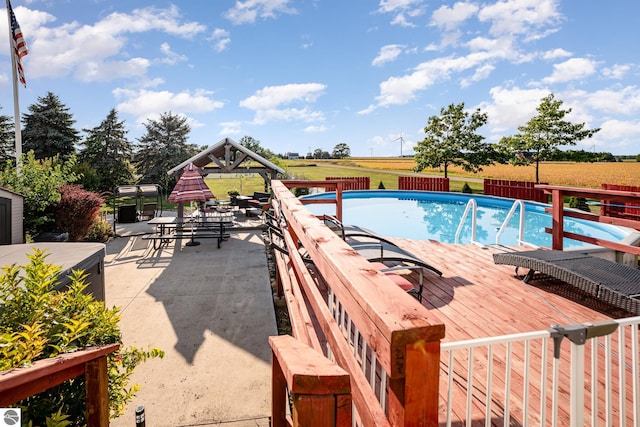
[167, 137, 285, 190]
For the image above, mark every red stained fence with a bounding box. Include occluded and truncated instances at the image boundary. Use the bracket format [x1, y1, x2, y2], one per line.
[325, 176, 370, 190]
[601, 184, 640, 220]
[398, 176, 449, 192]
[483, 179, 548, 203]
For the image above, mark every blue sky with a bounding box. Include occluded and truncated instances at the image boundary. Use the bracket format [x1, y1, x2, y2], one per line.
[1, 0, 639, 157]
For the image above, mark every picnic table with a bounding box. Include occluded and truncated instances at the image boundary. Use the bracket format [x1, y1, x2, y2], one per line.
[144, 213, 235, 249]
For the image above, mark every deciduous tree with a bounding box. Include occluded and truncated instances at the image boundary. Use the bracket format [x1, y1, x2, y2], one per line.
[0, 151, 77, 235]
[497, 93, 600, 183]
[332, 142, 350, 159]
[414, 103, 493, 178]
[239, 135, 274, 159]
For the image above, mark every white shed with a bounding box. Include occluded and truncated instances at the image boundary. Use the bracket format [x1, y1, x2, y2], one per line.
[0, 186, 24, 244]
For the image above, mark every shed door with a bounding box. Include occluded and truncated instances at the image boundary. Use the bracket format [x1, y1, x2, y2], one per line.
[0, 197, 11, 245]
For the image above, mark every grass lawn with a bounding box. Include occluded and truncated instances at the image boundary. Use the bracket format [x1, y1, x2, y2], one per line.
[110, 157, 639, 211]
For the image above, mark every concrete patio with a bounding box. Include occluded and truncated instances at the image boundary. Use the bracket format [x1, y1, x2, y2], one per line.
[105, 214, 277, 426]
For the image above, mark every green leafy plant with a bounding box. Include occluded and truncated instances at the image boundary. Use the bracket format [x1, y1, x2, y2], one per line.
[227, 189, 240, 197]
[462, 183, 473, 194]
[0, 250, 164, 425]
[85, 218, 114, 242]
[378, 180, 385, 189]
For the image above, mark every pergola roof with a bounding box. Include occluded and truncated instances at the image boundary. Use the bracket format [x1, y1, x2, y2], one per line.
[167, 137, 285, 180]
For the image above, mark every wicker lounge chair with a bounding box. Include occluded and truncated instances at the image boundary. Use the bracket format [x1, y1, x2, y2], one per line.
[493, 249, 640, 315]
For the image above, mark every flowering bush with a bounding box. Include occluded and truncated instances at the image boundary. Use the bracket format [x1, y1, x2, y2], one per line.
[0, 250, 164, 425]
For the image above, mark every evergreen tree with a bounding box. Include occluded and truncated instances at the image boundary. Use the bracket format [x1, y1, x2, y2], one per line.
[79, 108, 135, 191]
[0, 109, 14, 164]
[134, 112, 199, 191]
[414, 103, 494, 178]
[22, 92, 80, 160]
[497, 93, 600, 183]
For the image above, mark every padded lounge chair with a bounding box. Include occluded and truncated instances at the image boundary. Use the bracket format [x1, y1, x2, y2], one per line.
[322, 215, 443, 277]
[493, 249, 640, 315]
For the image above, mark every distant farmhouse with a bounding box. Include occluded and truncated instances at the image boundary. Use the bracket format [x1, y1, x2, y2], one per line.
[285, 152, 300, 160]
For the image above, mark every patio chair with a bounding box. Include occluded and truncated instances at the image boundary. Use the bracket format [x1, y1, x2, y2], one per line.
[322, 215, 443, 277]
[138, 203, 157, 221]
[493, 249, 640, 315]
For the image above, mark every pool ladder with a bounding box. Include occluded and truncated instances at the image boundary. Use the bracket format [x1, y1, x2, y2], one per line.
[455, 199, 530, 246]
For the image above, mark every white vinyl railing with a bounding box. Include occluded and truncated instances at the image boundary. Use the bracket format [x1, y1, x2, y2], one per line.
[440, 316, 640, 427]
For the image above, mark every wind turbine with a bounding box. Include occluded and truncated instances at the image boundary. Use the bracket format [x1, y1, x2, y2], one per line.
[393, 132, 405, 158]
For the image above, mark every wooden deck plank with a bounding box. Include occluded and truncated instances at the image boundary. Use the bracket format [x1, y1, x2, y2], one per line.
[381, 239, 636, 426]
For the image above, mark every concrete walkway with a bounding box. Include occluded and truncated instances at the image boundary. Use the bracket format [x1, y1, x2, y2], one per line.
[104, 217, 276, 426]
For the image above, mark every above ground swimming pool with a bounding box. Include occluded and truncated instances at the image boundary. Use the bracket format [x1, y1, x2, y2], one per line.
[302, 190, 632, 248]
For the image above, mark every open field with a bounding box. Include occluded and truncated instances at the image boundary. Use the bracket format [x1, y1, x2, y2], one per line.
[171, 158, 639, 207]
[284, 158, 640, 189]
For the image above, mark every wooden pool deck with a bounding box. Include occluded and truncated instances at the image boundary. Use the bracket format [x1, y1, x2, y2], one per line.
[383, 238, 636, 426]
[391, 239, 619, 337]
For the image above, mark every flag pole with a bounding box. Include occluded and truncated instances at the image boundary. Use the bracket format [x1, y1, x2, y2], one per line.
[6, 0, 22, 170]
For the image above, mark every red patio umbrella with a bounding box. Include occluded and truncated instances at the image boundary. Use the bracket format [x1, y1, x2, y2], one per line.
[168, 163, 215, 246]
[168, 163, 215, 204]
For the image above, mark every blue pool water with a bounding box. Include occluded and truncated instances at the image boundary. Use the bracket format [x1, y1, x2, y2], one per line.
[302, 190, 630, 248]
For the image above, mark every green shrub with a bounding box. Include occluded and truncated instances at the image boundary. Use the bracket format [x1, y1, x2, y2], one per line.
[0, 250, 164, 425]
[293, 187, 310, 197]
[461, 183, 473, 193]
[569, 196, 590, 212]
[378, 180, 385, 189]
[85, 218, 114, 242]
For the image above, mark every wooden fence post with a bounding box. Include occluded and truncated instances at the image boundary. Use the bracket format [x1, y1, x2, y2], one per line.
[270, 335, 352, 427]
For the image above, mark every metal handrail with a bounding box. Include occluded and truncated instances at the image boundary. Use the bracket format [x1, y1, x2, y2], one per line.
[495, 199, 528, 246]
[455, 199, 478, 244]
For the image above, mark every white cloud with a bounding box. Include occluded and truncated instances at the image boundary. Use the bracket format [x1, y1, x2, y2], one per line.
[240, 83, 326, 125]
[542, 48, 572, 60]
[542, 57, 598, 84]
[225, 0, 297, 25]
[431, 2, 479, 31]
[360, 53, 497, 113]
[76, 58, 150, 82]
[219, 120, 244, 135]
[603, 64, 633, 80]
[478, 0, 562, 38]
[15, 5, 205, 82]
[210, 28, 231, 52]
[160, 43, 187, 65]
[562, 86, 640, 116]
[372, 44, 405, 66]
[113, 88, 224, 124]
[461, 63, 495, 87]
[478, 85, 551, 135]
[377, 0, 425, 27]
[304, 125, 327, 133]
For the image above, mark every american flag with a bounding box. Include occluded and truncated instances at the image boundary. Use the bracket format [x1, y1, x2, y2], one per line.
[8, 0, 28, 87]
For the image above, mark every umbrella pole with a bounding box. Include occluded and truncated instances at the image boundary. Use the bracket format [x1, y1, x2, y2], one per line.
[186, 202, 200, 246]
